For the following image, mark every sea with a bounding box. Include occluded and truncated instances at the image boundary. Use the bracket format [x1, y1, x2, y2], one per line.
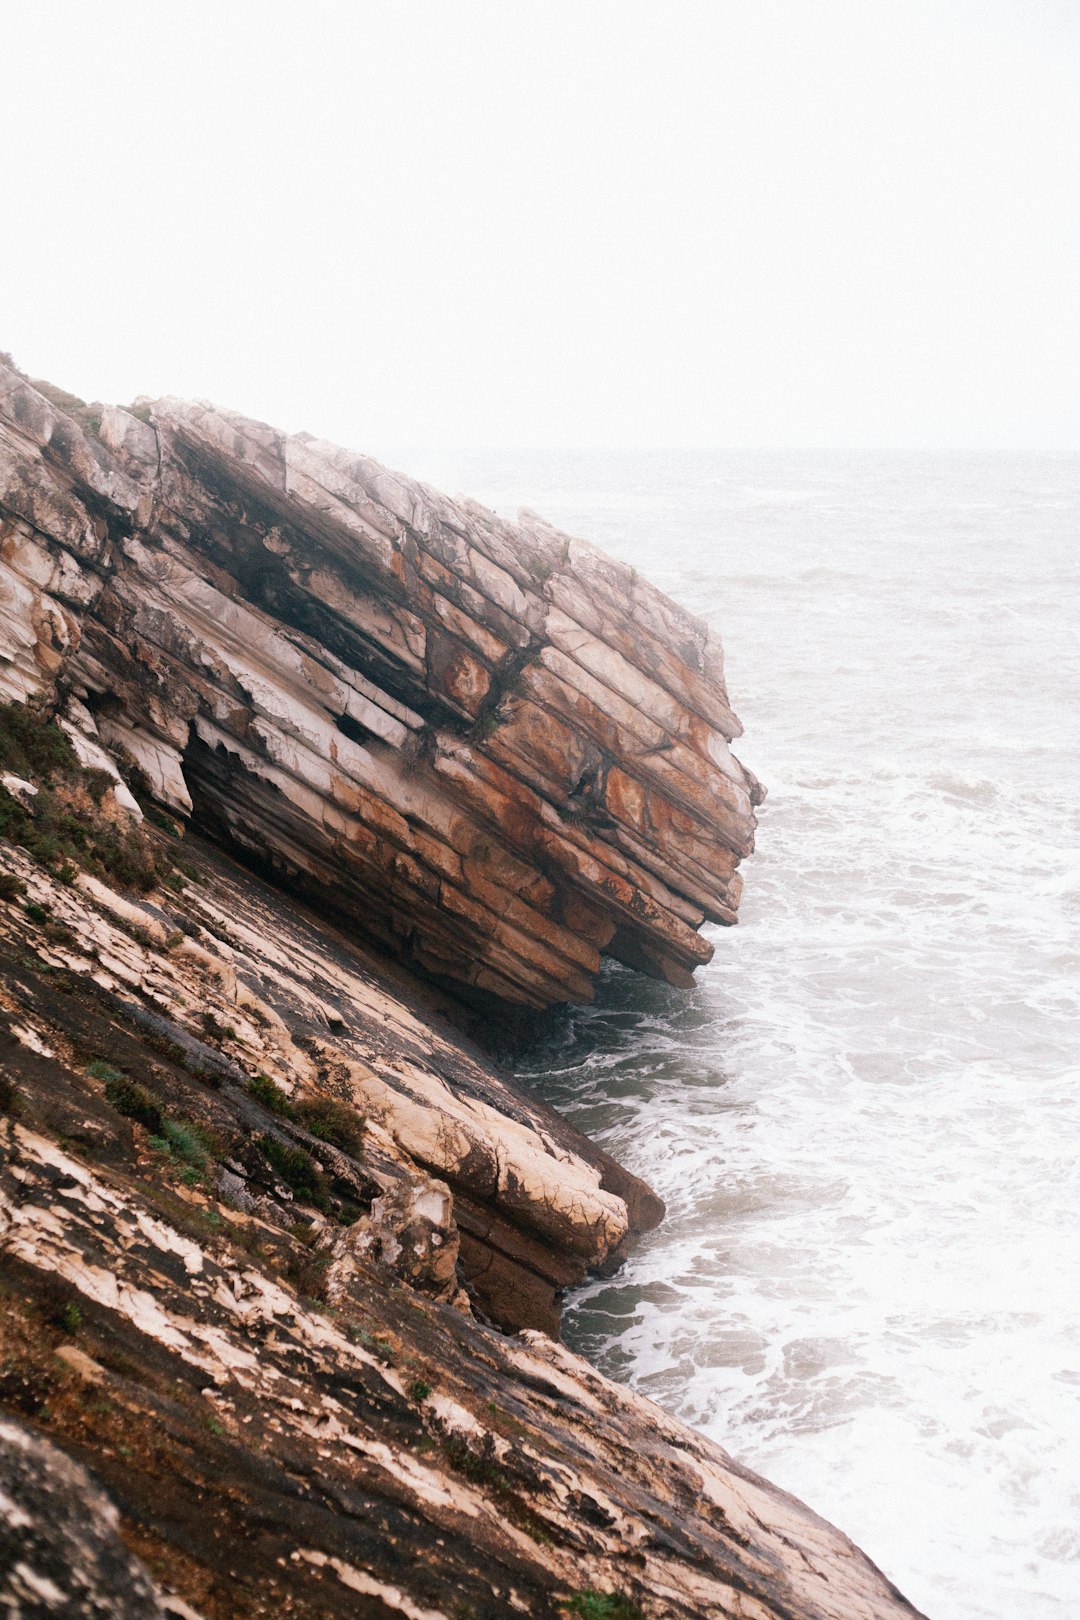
[396, 448, 1080, 1620]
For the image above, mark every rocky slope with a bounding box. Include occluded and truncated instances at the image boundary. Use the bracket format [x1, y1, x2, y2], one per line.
[0, 363, 924, 1618]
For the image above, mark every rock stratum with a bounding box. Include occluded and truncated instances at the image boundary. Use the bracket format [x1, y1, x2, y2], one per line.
[0, 361, 925, 1619]
[0, 359, 763, 1016]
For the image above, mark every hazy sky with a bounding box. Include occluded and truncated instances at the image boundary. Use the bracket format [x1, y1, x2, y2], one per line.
[3, 1, 1079, 449]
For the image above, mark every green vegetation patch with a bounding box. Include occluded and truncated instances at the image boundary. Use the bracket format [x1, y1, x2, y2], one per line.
[294, 1095, 364, 1157]
[0, 702, 79, 780]
[248, 1073, 295, 1116]
[102, 1073, 164, 1136]
[563, 1594, 644, 1620]
[258, 1134, 329, 1209]
[29, 378, 103, 437]
[0, 702, 177, 893]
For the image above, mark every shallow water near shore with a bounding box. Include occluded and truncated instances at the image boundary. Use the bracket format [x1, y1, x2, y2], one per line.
[401, 447, 1080, 1619]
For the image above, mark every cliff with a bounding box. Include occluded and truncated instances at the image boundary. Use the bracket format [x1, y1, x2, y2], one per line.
[0, 360, 763, 1018]
[0, 362, 924, 1619]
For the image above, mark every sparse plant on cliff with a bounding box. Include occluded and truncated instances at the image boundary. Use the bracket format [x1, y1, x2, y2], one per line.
[100, 1071, 164, 1137]
[28, 378, 103, 437]
[294, 1095, 365, 1156]
[563, 1593, 644, 1620]
[199, 1010, 236, 1044]
[248, 1073, 295, 1116]
[257, 1134, 329, 1210]
[0, 703, 169, 893]
[469, 707, 506, 744]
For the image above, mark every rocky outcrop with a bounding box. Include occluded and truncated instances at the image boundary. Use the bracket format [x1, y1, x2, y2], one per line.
[0, 849, 924, 1619]
[0, 818, 657, 1337]
[0, 364, 925, 1618]
[0, 361, 762, 1015]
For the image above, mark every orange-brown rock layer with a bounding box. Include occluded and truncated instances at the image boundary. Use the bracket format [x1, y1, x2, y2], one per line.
[0, 362, 763, 1014]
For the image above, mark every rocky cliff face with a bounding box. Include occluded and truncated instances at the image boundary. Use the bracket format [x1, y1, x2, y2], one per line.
[0, 363, 923, 1619]
[0, 360, 762, 1017]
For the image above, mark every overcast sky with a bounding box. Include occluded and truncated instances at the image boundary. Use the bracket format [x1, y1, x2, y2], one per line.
[3, 1, 1078, 450]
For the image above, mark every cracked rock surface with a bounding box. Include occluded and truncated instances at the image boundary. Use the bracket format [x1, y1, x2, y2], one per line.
[0, 361, 763, 1014]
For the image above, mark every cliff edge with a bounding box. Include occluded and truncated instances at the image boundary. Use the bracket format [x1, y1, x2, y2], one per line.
[0, 362, 924, 1619]
[0, 361, 763, 1016]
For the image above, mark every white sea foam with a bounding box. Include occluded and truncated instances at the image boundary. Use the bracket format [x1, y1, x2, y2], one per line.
[406, 447, 1080, 1619]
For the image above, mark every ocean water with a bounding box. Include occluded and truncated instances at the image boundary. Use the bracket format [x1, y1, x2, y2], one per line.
[401, 448, 1080, 1619]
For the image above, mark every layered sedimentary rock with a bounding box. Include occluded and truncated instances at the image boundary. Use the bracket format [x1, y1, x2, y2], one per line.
[0, 360, 763, 1014]
[0, 365, 925, 1617]
[0, 839, 924, 1619]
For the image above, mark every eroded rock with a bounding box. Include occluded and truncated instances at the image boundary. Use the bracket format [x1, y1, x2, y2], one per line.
[0, 362, 764, 1013]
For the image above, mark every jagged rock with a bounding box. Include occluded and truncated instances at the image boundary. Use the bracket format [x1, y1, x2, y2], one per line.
[0, 363, 763, 1013]
[0, 828, 656, 1334]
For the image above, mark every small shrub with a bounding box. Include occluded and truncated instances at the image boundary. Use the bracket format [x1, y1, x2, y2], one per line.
[142, 805, 179, 836]
[81, 768, 115, 805]
[408, 1378, 432, 1403]
[0, 701, 78, 779]
[103, 1074, 164, 1135]
[0, 873, 24, 902]
[24, 900, 51, 924]
[248, 1074, 295, 1117]
[563, 1595, 644, 1620]
[199, 1010, 235, 1044]
[258, 1134, 328, 1209]
[470, 708, 506, 743]
[86, 1060, 123, 1082]
[29, 380, 103, 437]
[161, 1119, 209, 1168]
[444, 1434, 507, 1492]
[57, 1302, 82, 1335]
[287, 1250, 331, 1302]
[294, 1096, 364, 1156]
